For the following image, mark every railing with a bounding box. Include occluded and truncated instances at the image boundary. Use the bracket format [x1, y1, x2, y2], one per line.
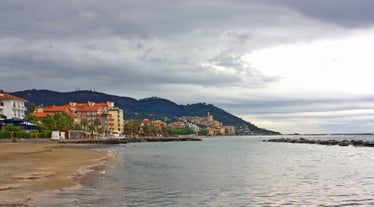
[12, 106, 27, 110]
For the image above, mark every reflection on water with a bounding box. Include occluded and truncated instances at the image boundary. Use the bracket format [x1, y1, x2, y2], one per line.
[35, 136, 374, 206]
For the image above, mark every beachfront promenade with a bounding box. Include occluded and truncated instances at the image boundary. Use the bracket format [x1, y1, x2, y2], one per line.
[59, 136, 202, 144]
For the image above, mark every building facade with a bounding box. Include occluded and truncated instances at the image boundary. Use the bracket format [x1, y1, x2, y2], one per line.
[180, 112, 235, 136]
[108, 107, 124, 134]
[33, 101, 124, 134]
[0, 90, 28, 120]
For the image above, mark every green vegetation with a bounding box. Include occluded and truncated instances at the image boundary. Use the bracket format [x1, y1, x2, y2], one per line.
[198, 129, 209, 136]
[124, 120, 141, 136]
[39, 112, 80, 131]
[124, 120, 162, 137]
[81, 118, 88, 134]
[0, 124, 51, 139]
[0, 131, 12, 138]
[141, 124, 159, 136]
[124, 120, 194, 137]
[167, 127, 194, 136]
[3, 124, 21, 132]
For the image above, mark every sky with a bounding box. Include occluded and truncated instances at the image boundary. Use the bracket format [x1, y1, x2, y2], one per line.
[1, 0, 374, 134]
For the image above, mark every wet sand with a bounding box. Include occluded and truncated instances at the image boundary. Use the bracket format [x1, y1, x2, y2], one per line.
[0, 142, 113, 206]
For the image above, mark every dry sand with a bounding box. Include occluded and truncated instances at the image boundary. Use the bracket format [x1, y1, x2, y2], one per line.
[0, 142, 114, 206]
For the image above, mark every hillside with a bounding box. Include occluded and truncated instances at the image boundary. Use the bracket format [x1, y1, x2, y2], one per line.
[12, 89, 280, 135]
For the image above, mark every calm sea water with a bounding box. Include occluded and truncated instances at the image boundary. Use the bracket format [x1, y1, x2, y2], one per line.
[36, 135, 374, 206]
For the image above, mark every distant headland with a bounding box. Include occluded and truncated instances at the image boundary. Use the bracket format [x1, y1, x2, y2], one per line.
[9, 89, 280, 136]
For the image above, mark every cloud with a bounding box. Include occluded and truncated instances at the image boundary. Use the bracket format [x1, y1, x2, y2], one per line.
[0, 0, 284, 93]
[1, 0, 374, 133]
[233, 96, 374, 134]
[266, 0, 374, 28]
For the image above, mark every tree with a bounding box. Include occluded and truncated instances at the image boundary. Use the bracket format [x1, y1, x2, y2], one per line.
[167, 127, 194, 136]
[4, 124, 21, 131]
[81, 118, 88, 134]
[93, 118, 101, 134]
[124, 120, 141, 136]
[73, 123, 82, 130]
[161, 126, 168, 136]
[88, 125, 95, 135]
[198, 129, 209, 136]
[25, 103, 38, 124]
[143, 124, 150, 136]
[150, 125, 159, 136]
[39, 112, 75, 131]
[41, 114, 54, 130]
[26, 103, 36, 114]
[53, 112, 74, 131]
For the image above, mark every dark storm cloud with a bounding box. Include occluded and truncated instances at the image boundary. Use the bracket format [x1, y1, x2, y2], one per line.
[266, 0, 374, 28]
[0, 1, 224, 39]
[1, 0, 371, 95]
[0, 0, 284, 95]
[2, 0, 374, 133]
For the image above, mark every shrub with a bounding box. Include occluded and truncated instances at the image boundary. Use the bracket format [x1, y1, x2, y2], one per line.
[0, 131, 12, 138]
[0, 130, 52, 139]
[14, 132, 30, 138]
[39, 130, 52, 138]
[29, 132, 39, 138]
[4, 125, 21, 131]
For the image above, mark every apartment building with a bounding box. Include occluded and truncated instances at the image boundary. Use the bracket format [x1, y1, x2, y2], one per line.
[108, 107, 124, 134]
[0, 90, 28, 120]
[33, 101, 124, 134]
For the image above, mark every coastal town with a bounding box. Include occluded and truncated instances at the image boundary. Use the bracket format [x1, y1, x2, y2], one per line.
[0, 90, 236, 139]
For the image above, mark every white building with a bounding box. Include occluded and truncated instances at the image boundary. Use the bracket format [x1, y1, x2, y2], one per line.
[0, 90, 28, 120]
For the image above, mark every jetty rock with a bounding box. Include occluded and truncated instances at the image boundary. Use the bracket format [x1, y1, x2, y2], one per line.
[266, 138, 374, 148]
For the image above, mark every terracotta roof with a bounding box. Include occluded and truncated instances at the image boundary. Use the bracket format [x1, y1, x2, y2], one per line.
[44, 105, 69, 112]
[141, 119, 152, 124]
[39, 104, 79, 118]
[32, 112, 49, 118]
[36, 102, 112, 119]
[75, 105, 103, 112]
[0, 92, 28, 102]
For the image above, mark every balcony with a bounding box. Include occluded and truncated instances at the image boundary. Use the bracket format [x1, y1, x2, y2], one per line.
[12, 106, 27, 111]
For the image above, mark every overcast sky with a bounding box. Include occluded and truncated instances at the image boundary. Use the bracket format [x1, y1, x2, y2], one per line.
[2, 0, 374, 134]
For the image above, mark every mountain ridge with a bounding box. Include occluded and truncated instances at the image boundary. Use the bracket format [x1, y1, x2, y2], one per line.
[11, 89, 280, 135]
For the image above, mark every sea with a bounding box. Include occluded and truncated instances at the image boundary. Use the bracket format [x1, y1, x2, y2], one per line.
[35, 135, 374, 207]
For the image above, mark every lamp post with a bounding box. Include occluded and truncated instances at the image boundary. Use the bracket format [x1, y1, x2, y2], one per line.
[101, 112, 109, 138]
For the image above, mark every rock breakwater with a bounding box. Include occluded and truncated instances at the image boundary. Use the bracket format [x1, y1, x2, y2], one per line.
[265, 137, 374, 147]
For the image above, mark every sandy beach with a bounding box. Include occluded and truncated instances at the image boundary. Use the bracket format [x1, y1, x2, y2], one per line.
[0, 142, 113, 206]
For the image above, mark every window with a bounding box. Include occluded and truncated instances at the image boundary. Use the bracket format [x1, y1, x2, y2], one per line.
[0, 102, 3, 107]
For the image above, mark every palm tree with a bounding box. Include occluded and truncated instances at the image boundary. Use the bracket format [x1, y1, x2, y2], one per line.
[93, 118, 101, 138]
[80, 118, 88, 137]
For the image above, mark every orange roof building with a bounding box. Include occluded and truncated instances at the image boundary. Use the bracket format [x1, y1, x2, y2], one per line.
[33, 101, 124, 134]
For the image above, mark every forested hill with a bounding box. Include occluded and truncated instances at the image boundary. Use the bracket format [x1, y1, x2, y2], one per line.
[12, 89, 280, 135]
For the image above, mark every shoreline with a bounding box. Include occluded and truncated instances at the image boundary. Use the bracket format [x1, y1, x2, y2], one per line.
[0, 142, 115, 206]
[0, 136, 200, 205]
[59, 136, 202, 144]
